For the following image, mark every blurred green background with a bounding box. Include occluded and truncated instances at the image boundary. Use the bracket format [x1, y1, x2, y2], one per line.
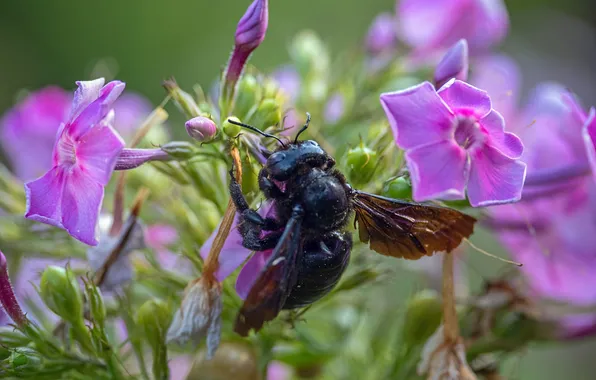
[1, 0, 595, 379]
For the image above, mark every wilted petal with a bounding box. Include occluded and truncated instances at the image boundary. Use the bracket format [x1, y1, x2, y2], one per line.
[69, 78, 105, 122]
[24, 167, 67, 228]
[468, 144, 527, 207]
[406, 140, 467, 201]
[380, 82, 453, 149]
[438, 79, 491, 118]
[481, 110, 524, 159]
[61, 170, 104, 245]
[76, 124, 125, 185]
[236, 249, 274, 300]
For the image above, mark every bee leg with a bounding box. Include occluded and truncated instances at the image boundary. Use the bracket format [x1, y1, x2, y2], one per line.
[229, 168, 281, 231]
[240, 228, 283, 251]
[258, 170, 285, 199]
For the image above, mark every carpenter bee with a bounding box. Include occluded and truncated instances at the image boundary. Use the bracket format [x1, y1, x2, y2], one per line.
[228, 114, 476, 336]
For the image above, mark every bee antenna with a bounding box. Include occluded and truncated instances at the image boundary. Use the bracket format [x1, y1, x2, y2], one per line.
[294, 112, 311, 144]
[227, 119, 286, 147]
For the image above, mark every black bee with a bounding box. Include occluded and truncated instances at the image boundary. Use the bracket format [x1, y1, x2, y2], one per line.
[228, 114, 476, 336]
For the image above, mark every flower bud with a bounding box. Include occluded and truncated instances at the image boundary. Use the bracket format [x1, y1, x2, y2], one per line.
[223, 116, 242, 138]
[137, 299, 172, 351]
[85, 280, 106, 328]
[434, 39, 469, 89]
[346, 145, 378, 185]
[234, 0, 269, 53]
[186, 343, 260, 380]
[252, 99, 282, 128]
[185, 117, 218, 142]
[163, 79, 201, 118]
[234, 75, 262, 119]
[290, 30, 329, 77]
[39, 266, 84, 323]
[161, 141, 199, 160]
[9, 348, 41, 371]
[365, 13, 397, 55]
[383, 177, 412, 200]
[402, 290, 442, 348]
[0, 250, 27, 327]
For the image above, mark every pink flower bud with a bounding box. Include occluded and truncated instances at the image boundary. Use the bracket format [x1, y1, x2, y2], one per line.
[434, 39, 469, 89]
[365, 13, 397, 55]
[235, 0, 269, 53]
[185, 116, 218, 142]
[0, 250, 27, 327]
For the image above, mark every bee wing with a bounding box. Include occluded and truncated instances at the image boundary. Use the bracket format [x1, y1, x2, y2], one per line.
[234, 209, 304, 336]
[351, 190, 476, 260]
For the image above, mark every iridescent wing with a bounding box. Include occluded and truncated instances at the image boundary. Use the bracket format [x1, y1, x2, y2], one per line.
[351, 190, 476, 260]
[234, 210, 303, 336]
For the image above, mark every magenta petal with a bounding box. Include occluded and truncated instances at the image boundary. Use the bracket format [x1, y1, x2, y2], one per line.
[76, 125, 125, 185]
[69, 81, 126, 140]
[582, 107, 596, 181]
[380, 82, 453, 149]
[438, 79, 492, 118]
[467, 144, 527, 207]
[61, 170, 104, 245]
[69, 78, 105, 122]
[481, 110, 523, 159]
[235, 249, 273, 300]
[405, 140, 467, 201]
[24, 167, 67, 228]
[397, 0, 461, 50]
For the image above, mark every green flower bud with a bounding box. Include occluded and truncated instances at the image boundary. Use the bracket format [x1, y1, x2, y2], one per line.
[234, 75, 262, 118]
[252, 99, 282, 128]
[85, 281, 106, 328]
[10, 349, 41, 371]
[186, 343, 259, 380]
[262, 78, 280, 100]
[346, 145, 378, 185]
[223, 116, 242, 138]
[39, 266, 84, 322]
[163, 79, 201, 118]
[402, 290, 443, 348]
[137, 300, 172, 351]
[290, 30, 329, 77]
[383, 177, 412, 200]
[161, 141, 198, 160]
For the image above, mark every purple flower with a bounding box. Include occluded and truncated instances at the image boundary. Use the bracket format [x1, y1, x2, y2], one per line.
[0, 249, 27, 327]
[112, 93, 153, 139]
[397, 0, 509, 53]
[25, 78, 126, 246]
[365, 12, 397, 55]
[0, 87, 71, 181]
[323, 93, 345, 125]
[380, 79, 526, 206]
[434, 39, 469, 89]
[272, 65, 301, 104]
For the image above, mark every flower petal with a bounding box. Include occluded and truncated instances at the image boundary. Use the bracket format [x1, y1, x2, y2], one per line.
[69, 78, 105, 122]
[582, 107, 596, 181]
[24, 167, 67, 228]
[405, 140, 467, 201]
[61, 170, 104, 245]
[481, 110, 523, 159]
[69, 81, 126, 140]
[467, 144, 527, 207]
[438, 79, 492, 118]
[380, 82, 453, 149]
[76, 125, 125, 185]
[235, 249, 274, 300]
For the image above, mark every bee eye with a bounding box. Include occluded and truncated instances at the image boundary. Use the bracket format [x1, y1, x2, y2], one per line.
[268, 152, 286, 165]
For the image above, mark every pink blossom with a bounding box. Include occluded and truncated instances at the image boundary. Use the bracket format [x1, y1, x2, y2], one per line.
[397, 0, 509, 53]
[365, 12, 397, 55]
[0, 87, 71, 181]
[380, 79, 526, 206]
[25, 78, 126, 246]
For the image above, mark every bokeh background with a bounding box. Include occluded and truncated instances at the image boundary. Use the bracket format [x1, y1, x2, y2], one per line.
[1, 0, 595, 378]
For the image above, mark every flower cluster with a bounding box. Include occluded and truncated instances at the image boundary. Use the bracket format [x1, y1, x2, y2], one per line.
[1, 0, 595, 378]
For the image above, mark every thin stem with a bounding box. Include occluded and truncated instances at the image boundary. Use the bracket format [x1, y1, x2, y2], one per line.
[202, 146, 242, 279]
[442, 252, 459, 343]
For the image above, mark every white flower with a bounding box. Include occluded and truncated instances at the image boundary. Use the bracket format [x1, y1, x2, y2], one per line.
[417, 325, 477, 380]
[167, 277, 222, 359]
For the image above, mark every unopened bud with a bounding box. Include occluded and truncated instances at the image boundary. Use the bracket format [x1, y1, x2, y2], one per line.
[137, 299, 172, 351]
[346, 145, 378, 185]
[253, 99, 282, 128]
[383, 177, 412, 200]
[434, 39, 469, 89]
[39, 266, 84, 322]
[163, 79, 201, 118]
[365, 13, 397, 55]
[0, 250, 27, 327]
[161, 141, 199, 160]
[85, 280, 106, 327]
[290, 30, 329, 76]
[186, 342, 259, 380]
[402, 290, 443, 348]
[234, 0, 269, 53]
[223, 116, 242, 138]
[262, 78, 280, 100]
[185, 117, 218, 142]
[234, 75, 262, 118]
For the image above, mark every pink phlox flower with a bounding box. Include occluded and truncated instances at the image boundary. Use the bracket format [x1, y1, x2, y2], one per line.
[24, 78, 126, 246]
[380, 79, 526, 207]
[397, 0, 509, 54]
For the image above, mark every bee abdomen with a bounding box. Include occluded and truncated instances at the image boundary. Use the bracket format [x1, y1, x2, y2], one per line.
[283, 232, 352, 309]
